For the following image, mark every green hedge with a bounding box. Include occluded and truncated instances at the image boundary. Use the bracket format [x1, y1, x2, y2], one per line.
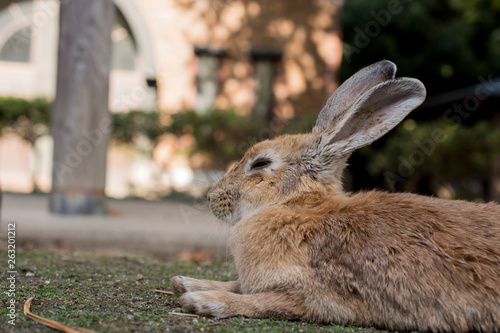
[0, 97, 313, 167]
[361, 119, 500, 179]
[111, 110, 165, 144]
[168, 109, 268, 164]
[0, 97, 273, 166]
[1, 96, 499, 200]
[0, 96, 51, 144]
[358, 119, 500, 199]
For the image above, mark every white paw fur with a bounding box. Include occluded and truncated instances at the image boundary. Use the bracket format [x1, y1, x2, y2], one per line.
[179, 291, 230, 318]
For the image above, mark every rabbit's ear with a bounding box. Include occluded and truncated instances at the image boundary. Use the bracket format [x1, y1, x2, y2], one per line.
[313, 60, 396, 133]
[324, 78, 426, 155]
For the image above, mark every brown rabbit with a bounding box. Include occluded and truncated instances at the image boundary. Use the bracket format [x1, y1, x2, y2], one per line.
[170, 60, 500, 332]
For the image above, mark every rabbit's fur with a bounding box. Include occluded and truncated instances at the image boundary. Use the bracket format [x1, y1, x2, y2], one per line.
[171, 61, 500, 332]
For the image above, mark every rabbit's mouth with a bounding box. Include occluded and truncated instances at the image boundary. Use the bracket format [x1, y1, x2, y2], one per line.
[207, 188, 239, 224]
[209, 200, 234, 223]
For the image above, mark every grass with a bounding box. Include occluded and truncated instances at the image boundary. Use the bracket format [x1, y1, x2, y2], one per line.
[1, 249, 384, 332]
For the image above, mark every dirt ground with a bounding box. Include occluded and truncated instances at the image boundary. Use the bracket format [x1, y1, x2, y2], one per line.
[0, 193, 230, 257]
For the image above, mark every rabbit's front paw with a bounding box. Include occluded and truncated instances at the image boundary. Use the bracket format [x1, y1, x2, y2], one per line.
[179, 291, 231, 318]
[170, 276, 194, 297]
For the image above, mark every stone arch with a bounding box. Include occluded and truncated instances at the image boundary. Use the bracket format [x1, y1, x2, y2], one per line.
[113, 0, 156, 79]
[0, 1, 34, 63]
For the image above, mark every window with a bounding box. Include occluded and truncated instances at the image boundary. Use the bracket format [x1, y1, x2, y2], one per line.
[0, 1, 34, 64]
[250, 50, 282, 119]
[0, 25, 31, 62]
[111, 8, 136, 71]
[194, 47, 226, 112]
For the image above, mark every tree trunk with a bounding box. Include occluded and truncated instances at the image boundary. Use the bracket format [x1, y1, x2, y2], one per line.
[50, 0, 115, 214]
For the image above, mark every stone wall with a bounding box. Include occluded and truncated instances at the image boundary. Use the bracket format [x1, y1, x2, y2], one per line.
[134, 0, 343, 117]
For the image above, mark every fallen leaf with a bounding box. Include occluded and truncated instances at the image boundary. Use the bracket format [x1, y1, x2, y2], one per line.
[178, 247, 212, 264]
[107, 206, 121, 216]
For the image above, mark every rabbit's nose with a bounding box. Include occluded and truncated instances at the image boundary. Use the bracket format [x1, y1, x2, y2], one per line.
[208, 188, 233, 204]
[207, 188, 224, 205]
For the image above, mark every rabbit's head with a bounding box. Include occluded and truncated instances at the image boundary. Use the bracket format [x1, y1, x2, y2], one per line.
[208, 60, 426, 224]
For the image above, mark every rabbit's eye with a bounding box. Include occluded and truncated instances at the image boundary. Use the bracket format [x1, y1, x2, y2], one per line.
[251, 158, 271, 170]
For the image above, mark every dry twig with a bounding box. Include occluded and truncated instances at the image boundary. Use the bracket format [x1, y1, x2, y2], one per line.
[167, 311, 199, 317]
[24, 297, 98, 333]
[206, 322, 223, 326]
[154, 289, 174, 295]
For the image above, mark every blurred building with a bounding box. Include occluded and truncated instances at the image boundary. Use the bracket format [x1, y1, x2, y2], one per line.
[0, 0, 344, 197]
[0, 0, 343, 115]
